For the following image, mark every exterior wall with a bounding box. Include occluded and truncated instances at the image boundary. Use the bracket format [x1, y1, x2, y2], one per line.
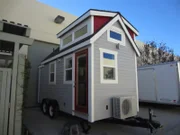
[26, 41, 58, 107]
[93, 21, 137, 121]
[94, 16, 111, 33]
[0, 0, 77, 44]
[39, 58, 73, 114]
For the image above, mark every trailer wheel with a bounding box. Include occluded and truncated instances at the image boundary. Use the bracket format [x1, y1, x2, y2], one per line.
[48, 102, 59, 119]
[41, 99, 48, 115]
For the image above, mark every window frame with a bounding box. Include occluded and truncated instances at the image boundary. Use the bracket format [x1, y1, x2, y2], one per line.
[107, 26, 125, 46]
[60, 21, 91, 51]
[64, 54, 73, 84]
[62, 33, 73, 47]
[49, 61, 56, 84]
[99, 48, 118, 84]
[74, 24, 88, 40]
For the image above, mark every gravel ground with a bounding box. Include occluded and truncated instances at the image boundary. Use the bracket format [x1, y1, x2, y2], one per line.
[23, 103, 180, 135]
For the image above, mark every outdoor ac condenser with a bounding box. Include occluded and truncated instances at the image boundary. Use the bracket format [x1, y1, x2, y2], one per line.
[112, 96, 137, 119]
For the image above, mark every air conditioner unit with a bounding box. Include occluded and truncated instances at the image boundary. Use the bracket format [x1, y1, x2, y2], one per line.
[112, 96, 137, 119]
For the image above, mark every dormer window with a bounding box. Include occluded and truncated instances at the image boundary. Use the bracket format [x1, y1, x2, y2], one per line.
[63, 34, 72, 46]
[107, 26, 125, 46]
[60, 23, 90, 50]
[74, 25, 88, 39]
[110, 31, 121, 41]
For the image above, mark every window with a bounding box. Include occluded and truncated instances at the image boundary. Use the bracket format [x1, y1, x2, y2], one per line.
[74, 25, 88, 39]
[49, 62, 56, 84]
[64, 55, 73, 83]
[110, 31, 121, 41]
[63, 34, 72, 46]
[100, 48, 118, 84]
[107, 26, 125, 45]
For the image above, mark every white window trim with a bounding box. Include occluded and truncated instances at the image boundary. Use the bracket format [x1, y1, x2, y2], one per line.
[64, 54, 73, 84]
[60, 19, 91, 51]
[61, 33, 73, 48]
[49, 61, 56, 84]
[99, 48, 118, 84]
[107, 26, 125, 46]
[74, 24, 89, 41]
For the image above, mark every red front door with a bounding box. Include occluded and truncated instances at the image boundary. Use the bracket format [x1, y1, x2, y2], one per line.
[75, 49, 88, 113]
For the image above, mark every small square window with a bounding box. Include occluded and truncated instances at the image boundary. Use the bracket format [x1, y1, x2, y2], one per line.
[104, 67, 115, 80]
[110, 31, 121, 41]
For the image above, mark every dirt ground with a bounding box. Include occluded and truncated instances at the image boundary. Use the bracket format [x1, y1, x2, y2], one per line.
[23, 103, 180, 135]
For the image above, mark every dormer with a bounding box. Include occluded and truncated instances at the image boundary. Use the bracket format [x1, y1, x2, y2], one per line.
[57, 9, 139, 51]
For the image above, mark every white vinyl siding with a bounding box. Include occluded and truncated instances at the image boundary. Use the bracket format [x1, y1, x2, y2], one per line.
[74, 25, 88, 39]
[49, 61, 56, 84]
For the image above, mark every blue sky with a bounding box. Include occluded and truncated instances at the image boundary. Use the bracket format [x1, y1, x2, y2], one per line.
[39, 0, 180, 54]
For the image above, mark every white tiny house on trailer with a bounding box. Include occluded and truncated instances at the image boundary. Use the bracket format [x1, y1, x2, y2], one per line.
[138, 62, 180, 105]
[38, 9, 140, 122]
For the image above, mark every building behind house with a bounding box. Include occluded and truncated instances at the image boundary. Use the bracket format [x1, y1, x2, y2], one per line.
[135, 40, 179, 66]
[0, 0, 77, 107]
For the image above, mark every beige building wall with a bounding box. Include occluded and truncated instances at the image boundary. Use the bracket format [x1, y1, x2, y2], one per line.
[0, 0, 77, 44]
[0, 0, 77, 107]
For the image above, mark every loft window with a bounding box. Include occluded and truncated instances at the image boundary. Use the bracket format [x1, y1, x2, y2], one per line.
[49, 61, 56, 84]
[63, 34, 72, 46]
[110, 31, 121, 41]
[100, 48, 118, 84]
[64, 55, 73, 84]
[74, 25, 88, 39]
[108, 26, 125, 45]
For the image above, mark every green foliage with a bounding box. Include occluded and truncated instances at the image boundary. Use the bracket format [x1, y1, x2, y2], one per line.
[23, 58, 31, 107]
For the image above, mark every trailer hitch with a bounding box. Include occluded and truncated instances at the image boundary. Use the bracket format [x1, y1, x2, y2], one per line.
[103, 108, 162, 134]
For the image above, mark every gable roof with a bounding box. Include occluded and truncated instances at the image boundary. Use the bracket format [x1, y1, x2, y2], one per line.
[57, 9, 139, 38]
[41, 10, 140, 65]
[90, 14, 140, 56]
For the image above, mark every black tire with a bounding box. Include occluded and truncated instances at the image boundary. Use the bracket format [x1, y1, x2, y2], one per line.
[41, 99, 48, 115]
[48, 102, 59, 119]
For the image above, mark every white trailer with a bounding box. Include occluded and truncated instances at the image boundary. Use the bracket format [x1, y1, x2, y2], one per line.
[138, 61, 180, 105]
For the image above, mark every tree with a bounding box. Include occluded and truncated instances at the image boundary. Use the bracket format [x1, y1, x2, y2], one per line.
[137, 41, 178, 67]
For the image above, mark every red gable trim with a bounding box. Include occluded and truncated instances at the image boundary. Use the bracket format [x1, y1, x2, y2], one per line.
[94, 16, 111, 33]
[127, 27, 134, 40]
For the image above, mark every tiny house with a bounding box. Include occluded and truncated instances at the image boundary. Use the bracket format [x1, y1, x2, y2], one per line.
[38, 9, 140, 122]
[138, 62, 180, 105]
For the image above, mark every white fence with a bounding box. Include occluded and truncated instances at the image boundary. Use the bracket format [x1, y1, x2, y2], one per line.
[0, 68, 11, 135]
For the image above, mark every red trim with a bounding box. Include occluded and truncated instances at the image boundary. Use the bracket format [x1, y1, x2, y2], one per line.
[94, 16, 111, 33]
[75, 49, 88, 113]
[127, 27, 134, 40]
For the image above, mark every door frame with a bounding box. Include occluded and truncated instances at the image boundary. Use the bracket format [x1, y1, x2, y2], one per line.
[75, 49, 88, 113]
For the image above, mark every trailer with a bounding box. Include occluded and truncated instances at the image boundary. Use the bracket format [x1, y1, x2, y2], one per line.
[138, 61, 180, 105]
